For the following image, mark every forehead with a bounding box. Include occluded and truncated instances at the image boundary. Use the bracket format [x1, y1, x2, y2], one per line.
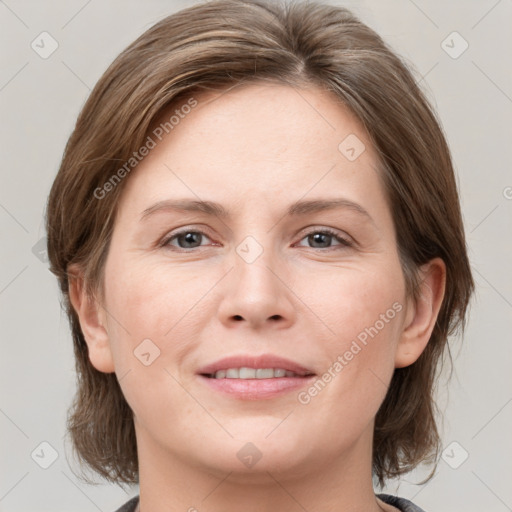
[116, 82, 385, 219]
[161, 82, 368, 156]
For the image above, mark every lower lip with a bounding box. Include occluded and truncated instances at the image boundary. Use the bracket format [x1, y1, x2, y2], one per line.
[198, 375, 316, 400]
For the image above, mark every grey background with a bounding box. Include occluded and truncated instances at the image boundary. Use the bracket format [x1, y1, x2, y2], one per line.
[1, 0, 511, 511]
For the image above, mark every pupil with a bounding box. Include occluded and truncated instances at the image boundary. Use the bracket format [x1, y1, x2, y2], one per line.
[310, 233, 330, 248]
[181, 232, 201, 247]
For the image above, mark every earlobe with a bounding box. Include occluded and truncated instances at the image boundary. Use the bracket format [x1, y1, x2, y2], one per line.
[395, 258, 446, 368]
[68, 265, 115, 373]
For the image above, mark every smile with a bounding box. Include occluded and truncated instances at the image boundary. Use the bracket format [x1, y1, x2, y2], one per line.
[203, 367, 313, 379]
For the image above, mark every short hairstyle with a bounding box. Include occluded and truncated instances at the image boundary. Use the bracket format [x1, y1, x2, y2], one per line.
[45, 0, 474, 488]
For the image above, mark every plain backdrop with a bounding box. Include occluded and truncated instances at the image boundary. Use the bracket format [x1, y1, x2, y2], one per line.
[1, 1, 511, 511]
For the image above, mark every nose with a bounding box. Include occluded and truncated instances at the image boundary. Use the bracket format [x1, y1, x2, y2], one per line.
[217, 244, 296, 330]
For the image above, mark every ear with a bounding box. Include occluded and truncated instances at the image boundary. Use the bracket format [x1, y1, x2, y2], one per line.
[68, 264, 115, 373]
[395, 257, 446, 368]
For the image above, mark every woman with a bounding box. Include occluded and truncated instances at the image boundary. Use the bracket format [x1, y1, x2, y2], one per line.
[45, 1, 474, 511]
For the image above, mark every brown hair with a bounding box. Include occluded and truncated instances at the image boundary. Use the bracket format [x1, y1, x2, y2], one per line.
[45, 0, 474, 488]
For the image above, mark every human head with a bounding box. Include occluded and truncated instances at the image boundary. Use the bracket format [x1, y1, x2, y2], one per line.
[45, 0, 474, 488]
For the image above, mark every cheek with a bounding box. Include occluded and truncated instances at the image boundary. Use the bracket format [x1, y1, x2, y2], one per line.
[107, 254, 215, 327]
[103, 252, 240, 394]
[101, 258, 214, 429]
[294, 259, 405, 347]
[281, 266, 406, 456]
[293, 260, 405, 404]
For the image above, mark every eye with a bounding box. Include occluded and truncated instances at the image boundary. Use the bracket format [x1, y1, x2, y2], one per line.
[296, 228, 353, 250]
[161, 227, 353, 251]
[162, 229, 213, 250]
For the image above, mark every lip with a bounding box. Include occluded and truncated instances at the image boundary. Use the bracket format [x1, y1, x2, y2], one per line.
[199, 375, 316, 400]
[197, 354, 316, 400]
[197, 354, 314, 376]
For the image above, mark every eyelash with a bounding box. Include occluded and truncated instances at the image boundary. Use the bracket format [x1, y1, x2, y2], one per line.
[160, 227, 353, 252]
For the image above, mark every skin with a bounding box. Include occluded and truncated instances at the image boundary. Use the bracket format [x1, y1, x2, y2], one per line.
[70, 82, 446, 512]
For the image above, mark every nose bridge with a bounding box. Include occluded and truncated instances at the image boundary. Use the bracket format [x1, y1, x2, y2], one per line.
[236, 235, 278, 294]
[217, 232, 295, 328]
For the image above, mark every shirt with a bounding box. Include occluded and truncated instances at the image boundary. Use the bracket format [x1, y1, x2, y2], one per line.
[114, 493, 426, 511]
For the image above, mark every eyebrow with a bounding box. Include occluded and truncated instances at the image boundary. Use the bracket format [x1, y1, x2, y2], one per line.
[140, 198, 375, 224]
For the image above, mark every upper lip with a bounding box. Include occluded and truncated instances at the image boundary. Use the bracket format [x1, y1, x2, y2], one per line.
[197, 354, 315, 376]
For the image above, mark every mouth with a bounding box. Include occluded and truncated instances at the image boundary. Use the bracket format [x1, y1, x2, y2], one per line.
[201, 367, 314, 379]
[197, 355, 316, 400]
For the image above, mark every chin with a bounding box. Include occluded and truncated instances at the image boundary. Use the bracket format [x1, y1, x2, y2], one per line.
[192, 429, 314, 478]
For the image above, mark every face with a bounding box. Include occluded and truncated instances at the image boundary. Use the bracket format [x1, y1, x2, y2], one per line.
[92, 82, 414, 479]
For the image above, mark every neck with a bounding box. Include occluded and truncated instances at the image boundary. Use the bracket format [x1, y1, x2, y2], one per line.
[134, 423, 391, 512]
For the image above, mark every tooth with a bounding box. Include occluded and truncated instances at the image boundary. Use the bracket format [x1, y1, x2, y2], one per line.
[255, 368, 274, 379]
[239, 367, 256, 379]
[212, 367, 304, 379]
